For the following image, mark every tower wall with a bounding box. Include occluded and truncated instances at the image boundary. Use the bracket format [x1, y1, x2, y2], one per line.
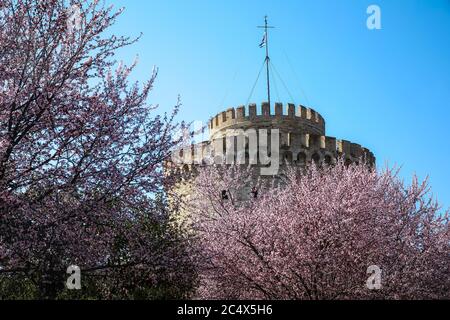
[168, 101, 375, 173]
[209, 102, 326, 140]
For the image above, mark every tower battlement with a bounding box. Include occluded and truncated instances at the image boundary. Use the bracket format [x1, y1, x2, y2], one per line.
[168, 101, 375, 172]
[209, 102, 326, 139]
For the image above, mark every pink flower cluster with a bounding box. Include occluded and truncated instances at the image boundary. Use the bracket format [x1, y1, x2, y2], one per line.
[189, 162, 449, 299]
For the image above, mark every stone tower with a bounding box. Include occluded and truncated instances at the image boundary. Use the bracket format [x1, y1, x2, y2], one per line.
[169, 101, 375, 172]
[165, 101, 375, 227]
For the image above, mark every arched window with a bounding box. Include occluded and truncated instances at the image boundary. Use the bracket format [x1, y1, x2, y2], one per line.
[284, 151, 293, 163]
[324, 155, 333, 165]
[312, 153, 321, 165]
[297, 152, 307, 165]
[345, 158, 352, 167]
[221, 190, 229, 200]
[251, 187, 258, 199]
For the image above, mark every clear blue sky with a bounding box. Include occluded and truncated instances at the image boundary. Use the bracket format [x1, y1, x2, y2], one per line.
[106, 0, 450, 210]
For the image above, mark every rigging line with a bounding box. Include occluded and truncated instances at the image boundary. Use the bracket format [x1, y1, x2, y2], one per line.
[218, 63, 240, 109]
[246, 58, 266, 106]
[270, 59, 295, 104]
[269, 62, 281, 104]
[270, 60, 297, 106]
[282, 48, 311, 106]
[217, 32, 247, 109]
[217, 45, 246, 109]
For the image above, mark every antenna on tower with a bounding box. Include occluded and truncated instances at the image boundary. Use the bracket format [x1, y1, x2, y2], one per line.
[258, 15, 275, 107]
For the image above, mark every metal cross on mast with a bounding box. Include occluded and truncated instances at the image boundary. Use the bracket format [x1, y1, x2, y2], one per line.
[258, 15, 275, 107]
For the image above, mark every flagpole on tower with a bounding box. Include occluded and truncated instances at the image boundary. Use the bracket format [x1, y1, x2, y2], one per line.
[258, 15, 275, 107]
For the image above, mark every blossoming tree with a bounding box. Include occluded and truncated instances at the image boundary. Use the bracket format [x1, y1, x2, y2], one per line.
[189, 162, 449, 299]
[0, 0, 194, 299]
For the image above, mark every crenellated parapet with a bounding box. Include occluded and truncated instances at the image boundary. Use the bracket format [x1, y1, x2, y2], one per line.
[209, 102, 326, 140]
[166, 101, 375, 177]
[168, 134, 375, 171]
[165, 100, 376, 228]
[206, 133, 375, 166]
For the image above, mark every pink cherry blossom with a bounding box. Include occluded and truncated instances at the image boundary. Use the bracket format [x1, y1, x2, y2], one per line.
[0, 0, 192, 299]
[189, 161, 449, 300]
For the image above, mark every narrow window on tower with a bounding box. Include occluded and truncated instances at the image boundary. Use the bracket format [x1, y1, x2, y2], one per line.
[251, 187, 258, 199]
[221, 190, 229, 200]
